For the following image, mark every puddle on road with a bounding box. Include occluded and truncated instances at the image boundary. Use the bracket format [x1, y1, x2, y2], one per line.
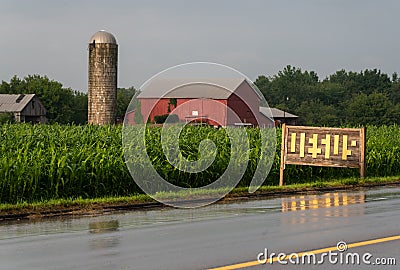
[89, 220, 119, 234]
[1, 187, 399, 240]
[280, 187, 400, 225]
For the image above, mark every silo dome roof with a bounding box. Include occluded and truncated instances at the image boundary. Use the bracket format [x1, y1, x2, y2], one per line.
[89, 30, 117, 44]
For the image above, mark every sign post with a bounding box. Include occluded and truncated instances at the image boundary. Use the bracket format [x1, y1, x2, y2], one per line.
[280, 124, 366, 186]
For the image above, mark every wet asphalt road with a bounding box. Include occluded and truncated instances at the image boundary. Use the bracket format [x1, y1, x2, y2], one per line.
[0, 186, 399, 270]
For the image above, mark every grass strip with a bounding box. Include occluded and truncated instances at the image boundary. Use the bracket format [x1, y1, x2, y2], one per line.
[1, 175, 399, 220]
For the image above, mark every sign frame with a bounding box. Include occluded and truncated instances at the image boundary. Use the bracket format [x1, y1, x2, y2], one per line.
[279, 124, 366, 186]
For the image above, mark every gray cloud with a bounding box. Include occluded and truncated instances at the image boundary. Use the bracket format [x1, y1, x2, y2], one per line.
[1, 0, 399, 91]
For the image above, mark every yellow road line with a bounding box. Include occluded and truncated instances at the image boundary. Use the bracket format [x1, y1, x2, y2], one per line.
[209, 235, 400, 270]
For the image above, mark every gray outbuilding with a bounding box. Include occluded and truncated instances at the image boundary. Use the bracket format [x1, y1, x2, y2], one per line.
[260, 107, 298, 126]
[0, 94, 47, 123]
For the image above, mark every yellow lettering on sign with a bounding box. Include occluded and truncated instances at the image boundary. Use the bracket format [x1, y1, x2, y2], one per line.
[290, 133, 296, 153]
[334, 135, 340, 155]
[300, 133, 306, 157]
[289, 132, 358, 160]
[308, 134, 322, 158]
[342, 135, 352, 160]
[321, 134, 331, 159]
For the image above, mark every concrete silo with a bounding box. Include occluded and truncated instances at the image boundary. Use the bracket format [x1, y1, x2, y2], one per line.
[88, 30, 118, 125]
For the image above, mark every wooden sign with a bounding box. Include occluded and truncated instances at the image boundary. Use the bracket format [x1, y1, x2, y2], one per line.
[280, 124, 366, 186]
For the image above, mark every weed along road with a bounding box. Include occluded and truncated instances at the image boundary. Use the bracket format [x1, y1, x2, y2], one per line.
[0, 186, 399, 270]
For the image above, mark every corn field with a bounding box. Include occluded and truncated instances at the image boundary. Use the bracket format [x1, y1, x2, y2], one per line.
[0, 124, 399, 204]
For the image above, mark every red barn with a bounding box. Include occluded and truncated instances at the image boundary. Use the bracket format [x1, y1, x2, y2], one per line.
[126, 78, 273, 127]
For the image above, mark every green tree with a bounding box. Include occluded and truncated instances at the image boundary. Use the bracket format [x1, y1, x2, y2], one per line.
[0, 112, 15, 124]
[254, 75, 270, 102]
[389, 73, 400, 105]
[255, 67, 398, 126]
[116, 86, 136, 120]
[255, 65, 319, 109]
[71, 91, 88, 124]
[327, 69, 391, 97]
[344, 92, 394, 126]
[0, 75, 88, 124]
[297, 100, 340, 126]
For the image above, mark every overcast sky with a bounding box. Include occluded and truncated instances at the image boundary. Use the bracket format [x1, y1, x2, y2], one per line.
[1, 0, 399, 92]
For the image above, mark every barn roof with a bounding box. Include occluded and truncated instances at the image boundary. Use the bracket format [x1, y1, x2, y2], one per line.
[260, 107, 298, 119]
[0, 94, 36, 112]
[137, 78, 256, 99]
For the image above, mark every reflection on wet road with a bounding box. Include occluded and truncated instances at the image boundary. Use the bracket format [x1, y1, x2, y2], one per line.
[281, 192, 366, 225]
[0, 186, 399, 270]
[281, 192, 366, 212]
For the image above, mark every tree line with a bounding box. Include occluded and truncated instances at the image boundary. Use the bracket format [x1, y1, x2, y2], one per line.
[0, 75, 135, 124]
[1, 66, 399, 126]
[255, 65, 400, 126]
